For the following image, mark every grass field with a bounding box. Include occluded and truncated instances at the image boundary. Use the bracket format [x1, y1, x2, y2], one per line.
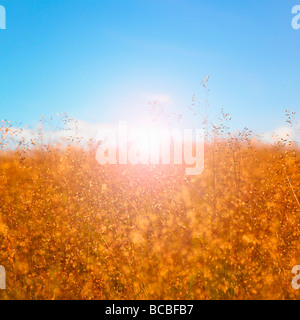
[0, 113, 299, 300]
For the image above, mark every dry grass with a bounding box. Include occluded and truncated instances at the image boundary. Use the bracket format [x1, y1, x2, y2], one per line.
[0, 113, 299, 300]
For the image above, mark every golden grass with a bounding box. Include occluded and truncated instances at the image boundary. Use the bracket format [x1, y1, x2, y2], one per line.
[0, 116, 299, 300]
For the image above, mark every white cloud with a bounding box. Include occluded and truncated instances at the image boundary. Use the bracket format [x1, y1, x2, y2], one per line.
[11, 120, 115, 147]
[141, 93, 172, 105]
[263, 125, 300, 144]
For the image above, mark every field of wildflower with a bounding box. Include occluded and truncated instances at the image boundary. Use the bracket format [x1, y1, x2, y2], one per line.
[0, 110, 299, 300]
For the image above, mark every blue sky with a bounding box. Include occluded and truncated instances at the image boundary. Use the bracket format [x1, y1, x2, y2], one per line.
[0, 0, 299, 134]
